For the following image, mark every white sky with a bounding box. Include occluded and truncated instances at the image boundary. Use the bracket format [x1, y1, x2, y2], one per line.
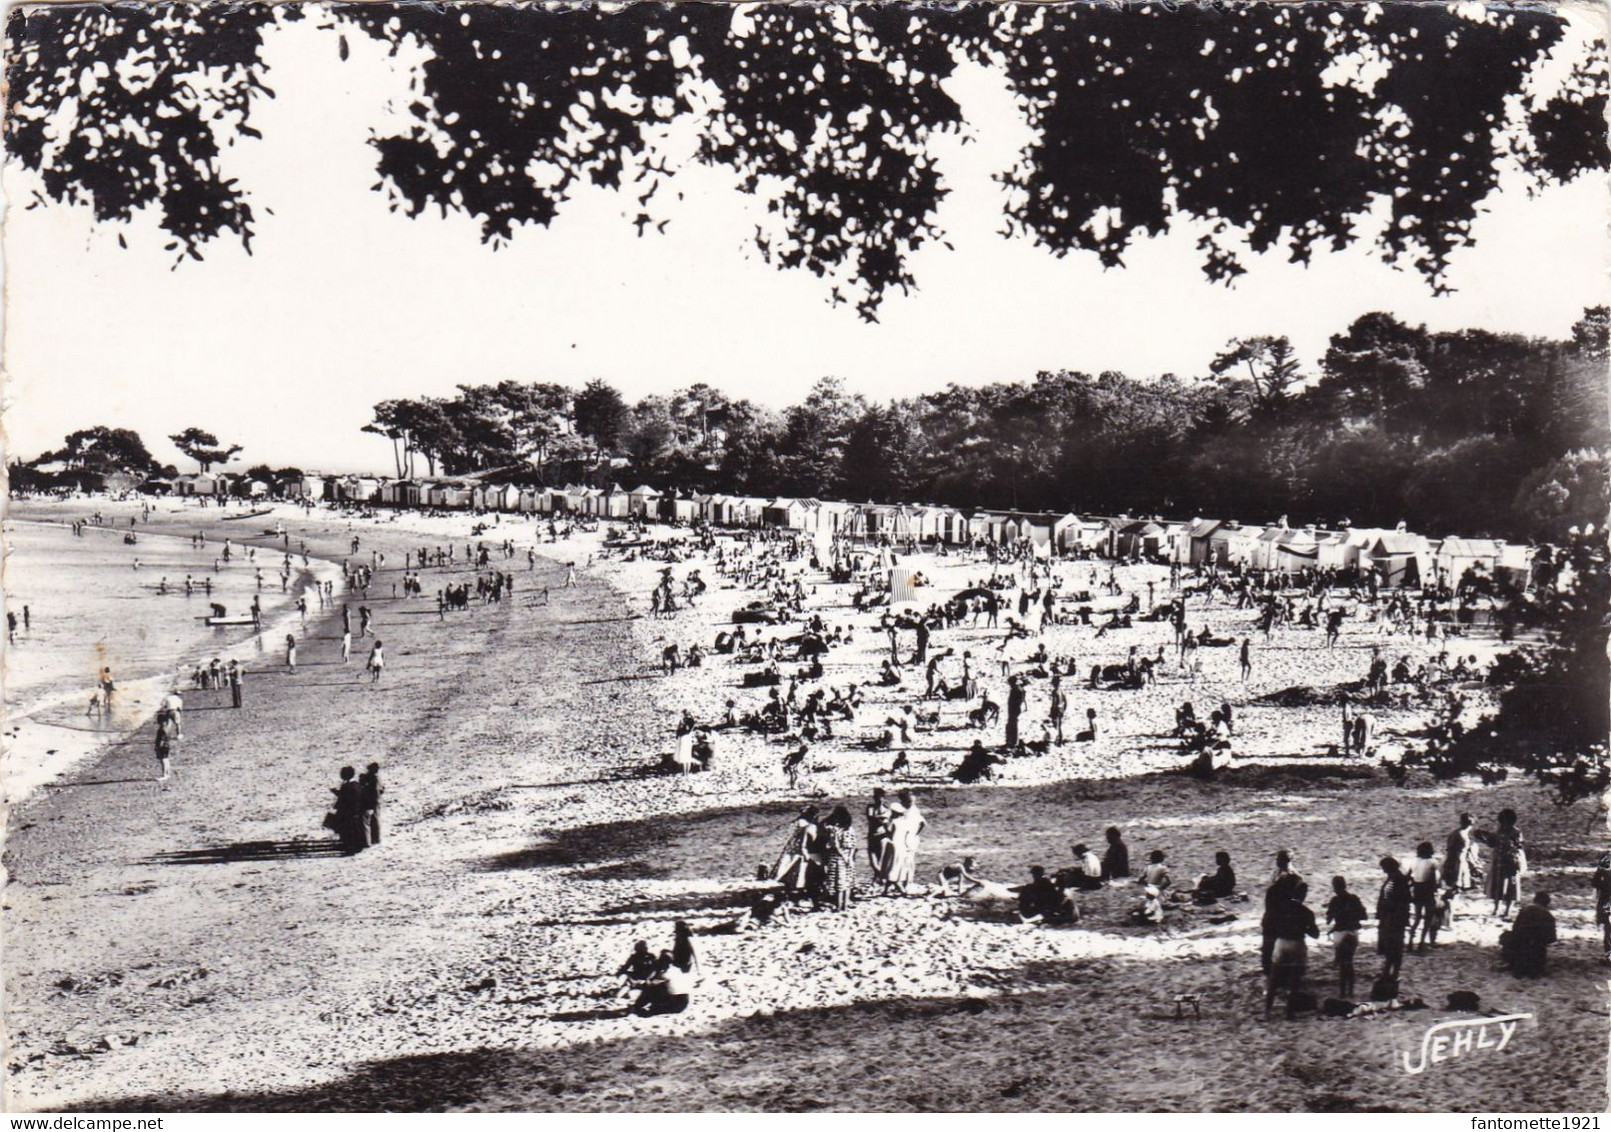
[4, 9, 1608, 475]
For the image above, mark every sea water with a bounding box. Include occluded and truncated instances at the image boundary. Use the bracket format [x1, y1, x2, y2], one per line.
[2, 518, 340, 801]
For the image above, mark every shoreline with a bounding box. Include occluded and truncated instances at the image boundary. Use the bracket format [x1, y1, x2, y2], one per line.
[3, 513, 345, 805]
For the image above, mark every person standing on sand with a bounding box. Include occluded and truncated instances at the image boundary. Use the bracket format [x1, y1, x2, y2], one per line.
[99, 667, 115, 709]
[228, 660, 243, 708]
[1325, 875, 1367, 1000]
[331, 766, 367, 853]
[359, 762, 383, 845]
[1475, 808, 1526, 919]
[153, 709, 176, 782]
[1376, 856, 1411, 981]
[1240, 637, 1253, 682]
[866, 789, 894, 885]
[341, 629, 352, 664]
[1443, 812, 1477, 892]
[1263, 875, 1318, 1021]
[367, 640, 385, 682]
[885, 790, 926, 896]
[6, 611, 15, 645]
[285, 633, 297, 672]
[1005, 674, 1026, 749]
[22, 606, 30, 633]
[1048, 674, 1067, 744]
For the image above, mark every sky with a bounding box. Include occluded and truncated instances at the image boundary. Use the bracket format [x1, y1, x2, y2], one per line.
[5, 7, 1608, 475]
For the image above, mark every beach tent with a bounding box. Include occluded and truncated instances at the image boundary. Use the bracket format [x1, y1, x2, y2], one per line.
[1364, 533, 1430, 588]
[627, 484, 661, 519]
[244, 479, 270, 498]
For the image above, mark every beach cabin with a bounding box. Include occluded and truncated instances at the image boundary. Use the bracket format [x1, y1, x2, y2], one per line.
[1222, 523, 1265, 567]
[1435, 538, 1503, 589]
[627, 484, 661, 519]
[1274, 527, 1321, 572]
[295, 475, 326, 500]
[336, 476, 380, 503]
[663, 493, 698, 523]
[573, 487, 601, 517]
[428, 482, 472, 509]
[1251, 525, 1288, 570]
[1162, 521, 1193, 564]
[242, 479, 270, 499]
[815, 500, 856, 538]
[601, 485, 630, 519]
[969, 509, 1012, 545]
[764, 497, 813, 531]
[1316, 531, 1352, 571]
[1114, 520, 1165, 559]
[1497, 543, 1535, 590]
[1051, 515, 1100, 554]
[1363, 533, 1430, 588]
[928, 505, 968, 544]
[138, 477, 176, 496]
[483, 484, 520, 511]
[379, 479, 417, 507]
[173, 473, 217, 497]
[1185, 519, 1223, 565]
[730, 495, 768, 526]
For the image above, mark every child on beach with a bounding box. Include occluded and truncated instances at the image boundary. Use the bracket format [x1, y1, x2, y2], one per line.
[367, 640, 385, 682]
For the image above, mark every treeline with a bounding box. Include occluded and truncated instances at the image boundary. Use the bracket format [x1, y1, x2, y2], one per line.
[365, 308, 1609, 541]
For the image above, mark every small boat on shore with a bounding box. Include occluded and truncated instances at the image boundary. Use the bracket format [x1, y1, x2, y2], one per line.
[204, 615, 257, 626]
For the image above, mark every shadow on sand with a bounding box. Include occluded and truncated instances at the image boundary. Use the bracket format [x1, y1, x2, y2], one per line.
[143, 839, 349, 865]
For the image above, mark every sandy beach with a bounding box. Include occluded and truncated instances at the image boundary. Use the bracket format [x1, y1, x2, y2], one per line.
[4, 497, 1606, 1112]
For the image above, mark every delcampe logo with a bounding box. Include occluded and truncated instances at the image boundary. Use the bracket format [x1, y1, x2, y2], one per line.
[1401, 1014, 1533, 1074]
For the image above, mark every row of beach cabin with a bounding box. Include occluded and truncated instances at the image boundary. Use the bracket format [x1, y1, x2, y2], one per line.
[143, 472, 1534, 586]
[373, 479, 1534, 587]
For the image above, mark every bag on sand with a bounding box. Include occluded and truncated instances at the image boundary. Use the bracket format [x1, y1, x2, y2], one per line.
[1446, 990, 1481, 1012]
[1370, 973, 1400, 1002]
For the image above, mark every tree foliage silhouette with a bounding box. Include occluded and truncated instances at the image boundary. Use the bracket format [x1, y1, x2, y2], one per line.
[7, 2, 1606, 315]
